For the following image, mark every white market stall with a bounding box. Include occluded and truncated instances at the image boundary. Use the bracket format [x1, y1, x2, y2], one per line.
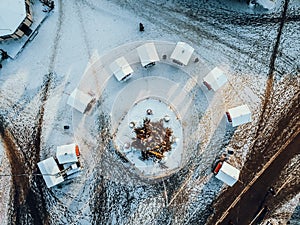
[56, 143, 78, 164]
[203, 67, 228, 91]
[37, 157, 64, 188]
[255, 0, 276, 10]
[109, 56, 133, 81]
[67, 88, 95, 113]
[227, 104, 252, 127]
[215, 161, 240, 187]
[137, 42, 160, 68]
[56, 143, 81, 176]
[170, 42, 194, 66]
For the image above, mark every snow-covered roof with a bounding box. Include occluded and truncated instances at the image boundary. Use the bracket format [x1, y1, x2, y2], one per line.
[0, 0, 26, 36]
[137, 42, 160, 67]
[228, 104, 252, 127]
[256, 0, 276, 9]
[37, 157, 64, 188]
[56, 143, 78, 164]
[170, 42, 194, 65]
[203, 67, 228, 91]
[109, 56, 133, 81]
[67, 88, 94, 113]
[215, 161, 240, 187]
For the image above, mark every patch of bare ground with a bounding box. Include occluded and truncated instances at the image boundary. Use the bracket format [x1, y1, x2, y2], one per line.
[0, 116, 47, 225]
[207, 79, 300, 224]
[0, 71, 54, 225]
[262, 155, 300, 224]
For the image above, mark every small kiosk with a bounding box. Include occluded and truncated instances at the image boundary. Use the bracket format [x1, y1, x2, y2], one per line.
[170, 42, 194, 66]
[67, 88, 95, 113]
[56, 143, 81, 176]
[137, 42, 160, 68]
[109, 56, 133, 81]
[37, 157, 64, 188]
[215, 161, 240, 187]
[203, 67, 228, 91]
[38, 144, 81, 188]
[226, 104, 252, 127]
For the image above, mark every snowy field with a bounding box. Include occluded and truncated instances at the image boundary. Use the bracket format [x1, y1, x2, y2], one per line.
[0, 0, 299, 224]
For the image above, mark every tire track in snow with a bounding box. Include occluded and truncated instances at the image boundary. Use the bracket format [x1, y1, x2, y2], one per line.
[110, 0, 275, 72]
[208, 90, 300, 225]
[23, 0, 66, 222]
[0, 116, 46, 225]
[1, 0, 66, 223]
[253, 0, 290, 140]
[75, 1, 92, 58]
[48, 0, 64, 73]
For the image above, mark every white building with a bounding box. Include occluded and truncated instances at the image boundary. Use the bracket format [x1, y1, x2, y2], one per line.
[137, 42, 160, 67]
[203, 67, 228, 91]
[67, 88, 95, 113]
[38, 144, 81, 188]
[56, 143, 81, 177]
[253, 0, 276, 10]
[170, 42, 194, 66]
[227, 104, 252, 127]
[109, 56, 133, 81]
[0, 0, 33, 41]
[37, 157, 64, 188]
[215, 161, 240, 187]
[56, 143, 78, 164]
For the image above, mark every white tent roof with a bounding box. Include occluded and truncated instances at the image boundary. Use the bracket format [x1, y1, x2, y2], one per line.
[0, 0, 26, 36]
[215, 161, 240, 187]
[170, 42, 194, 65]
[256, 0, 276, 9]
[67, 88, 94, 113]
[203, 67, 228, 91]
[228, 104, 252, 127]
[56, 143, 78, 164]
[137, 42, 159, 67]
[109, 56, 133, 81]
[37, 157, 64, 188]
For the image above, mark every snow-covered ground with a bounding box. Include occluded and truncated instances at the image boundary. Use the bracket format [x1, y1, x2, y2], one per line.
[0, 0, 299, 224]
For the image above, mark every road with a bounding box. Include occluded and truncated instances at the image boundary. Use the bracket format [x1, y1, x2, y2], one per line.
[214, 131, 300, 225]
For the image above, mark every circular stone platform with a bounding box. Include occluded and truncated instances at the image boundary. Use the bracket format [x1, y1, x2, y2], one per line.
[115, 98, 183, 177]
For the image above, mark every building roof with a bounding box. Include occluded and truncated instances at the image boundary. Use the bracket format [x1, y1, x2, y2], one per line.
[203, 67, 228, 91]
[137, 42, 160, 67]
[228, 104, 252, 127]
[256, 0, 276, 9]
[170, 42, 194, 65]
[56, 143, 78, 164]
[109, 56, 133, 81]
[67, 88, 94, 113]
[37, 157, 64, 188]
[0, 0, 26, 36]
[215, 161, 240, 187]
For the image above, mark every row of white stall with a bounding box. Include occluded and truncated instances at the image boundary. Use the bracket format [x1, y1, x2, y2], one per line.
[67, 41, 252, 129]
[67, 41, 196, 112]
[108, 41, 194, 82]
